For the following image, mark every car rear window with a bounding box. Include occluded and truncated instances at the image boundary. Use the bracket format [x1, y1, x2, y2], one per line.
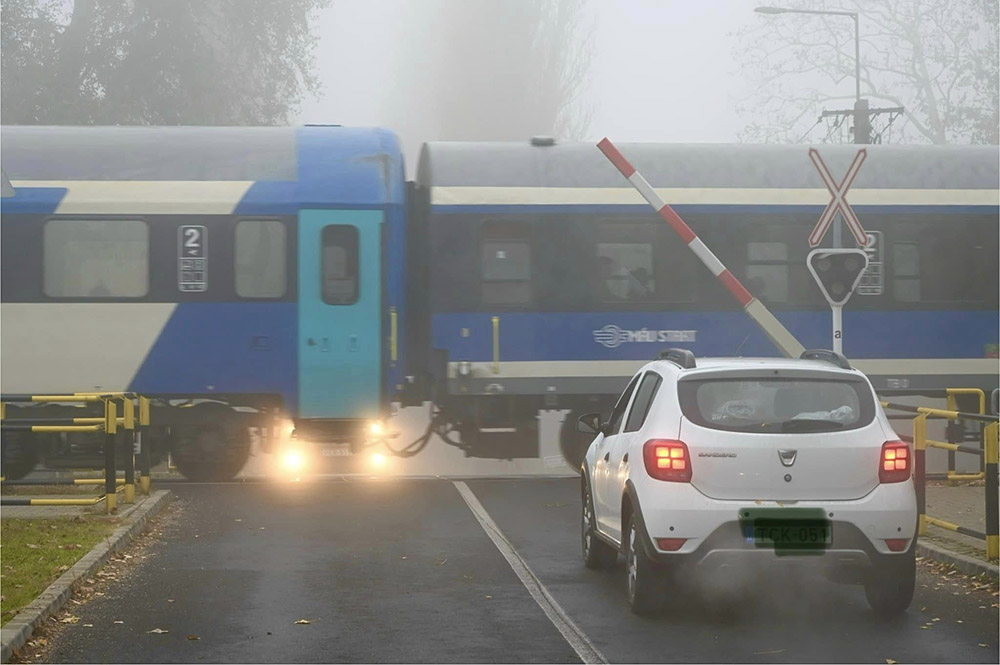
[677, 377, 876, 433]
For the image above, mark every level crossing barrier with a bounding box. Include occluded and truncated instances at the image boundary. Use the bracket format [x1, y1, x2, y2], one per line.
[0, 393, 152, 513]
[880, 399, 999, 560]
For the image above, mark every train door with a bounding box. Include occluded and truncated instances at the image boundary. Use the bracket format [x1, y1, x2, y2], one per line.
[298, 209, 382, 419]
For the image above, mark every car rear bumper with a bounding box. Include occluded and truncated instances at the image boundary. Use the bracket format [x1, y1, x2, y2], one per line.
[632, 480, 917, 568]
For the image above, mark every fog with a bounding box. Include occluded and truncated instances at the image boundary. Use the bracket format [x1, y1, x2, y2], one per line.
[297, 0, 781, 166]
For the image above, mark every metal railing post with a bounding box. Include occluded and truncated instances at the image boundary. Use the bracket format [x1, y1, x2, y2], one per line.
[138, 396, 152, 495]
[104, 400, 118, 514]
[985, 421, 998, 560]
[914, 413, 927, 537]
[123, 430, 136, 504]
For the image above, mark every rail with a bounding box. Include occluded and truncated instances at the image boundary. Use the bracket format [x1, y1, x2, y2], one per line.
[0, 393, 152, 513]
[880, 399, 999, 561]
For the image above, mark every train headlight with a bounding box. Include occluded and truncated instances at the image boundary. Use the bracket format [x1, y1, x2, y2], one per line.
[282, 449, 306, 472]
[370, 421, 384, 437]
[370, 452, 387, 469]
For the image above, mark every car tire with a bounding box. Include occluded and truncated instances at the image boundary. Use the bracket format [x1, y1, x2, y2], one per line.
[625, 514, 662, 615]
[864, 551, 915, 618]
[582, 479, 617, 569]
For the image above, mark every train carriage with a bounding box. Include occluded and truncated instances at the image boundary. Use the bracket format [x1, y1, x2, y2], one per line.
[411, 139, 999, 465]
[1, 125, 408, 479]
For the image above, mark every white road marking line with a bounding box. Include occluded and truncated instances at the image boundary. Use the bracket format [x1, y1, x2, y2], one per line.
[453, 480, 607, 665]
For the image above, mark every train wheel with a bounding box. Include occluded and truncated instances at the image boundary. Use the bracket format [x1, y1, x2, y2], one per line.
[1, 431, 40, 480]
[170, 421, 250, 482]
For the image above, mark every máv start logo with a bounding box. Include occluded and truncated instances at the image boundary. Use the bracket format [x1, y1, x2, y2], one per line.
[592, 325, 697, 349]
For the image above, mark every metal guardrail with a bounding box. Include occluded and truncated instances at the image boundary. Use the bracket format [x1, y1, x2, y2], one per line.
[0, 393, 152, 513]
[881, 398, 999, 561]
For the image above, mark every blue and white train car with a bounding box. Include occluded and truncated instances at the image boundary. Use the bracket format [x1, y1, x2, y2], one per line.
[412, 140, 999, 464]
[0, 125, 408, 479]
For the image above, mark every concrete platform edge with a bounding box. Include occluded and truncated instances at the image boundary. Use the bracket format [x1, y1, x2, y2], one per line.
[1, 490, 172, 663]
[917, 539, 999, 581]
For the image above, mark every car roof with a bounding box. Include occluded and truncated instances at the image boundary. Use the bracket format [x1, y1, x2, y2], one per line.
[645, 356, 864, 380]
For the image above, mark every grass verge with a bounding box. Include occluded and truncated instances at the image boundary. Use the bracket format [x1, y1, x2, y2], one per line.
[1, 517, 116, 626]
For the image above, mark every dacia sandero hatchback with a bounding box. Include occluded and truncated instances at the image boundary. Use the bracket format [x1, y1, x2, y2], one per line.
[578, 349, 917, 616]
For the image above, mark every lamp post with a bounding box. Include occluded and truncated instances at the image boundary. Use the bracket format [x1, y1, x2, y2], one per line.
[755, 6, 869, 144]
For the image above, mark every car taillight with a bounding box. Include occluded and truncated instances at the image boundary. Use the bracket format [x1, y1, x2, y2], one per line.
[643, 439, 692, 482]
[879, 440, 910, 483]
[656, 538, 687, 551]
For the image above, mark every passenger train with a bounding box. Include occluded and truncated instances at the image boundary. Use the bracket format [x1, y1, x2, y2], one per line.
[1, 125, 997, 479]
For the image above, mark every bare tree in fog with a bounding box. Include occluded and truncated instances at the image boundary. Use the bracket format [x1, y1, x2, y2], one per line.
[732, 0, 998, 144]
[1, 0, 328, 125]
[396, 0, 594, 141]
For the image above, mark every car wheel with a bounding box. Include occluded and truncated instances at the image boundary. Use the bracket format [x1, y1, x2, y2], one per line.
[625, 514, 662, 615]
[864, 552, 915, 618]
[582, 479, 617, 569]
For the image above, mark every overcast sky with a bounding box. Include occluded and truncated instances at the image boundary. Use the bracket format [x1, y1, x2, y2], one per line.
[297, 0, 779, 160]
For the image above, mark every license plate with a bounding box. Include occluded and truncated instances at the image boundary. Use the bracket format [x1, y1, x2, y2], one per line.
[749, 522, 831, 547]
[321, 445, 352, 457]
[739, 507, 831, 553]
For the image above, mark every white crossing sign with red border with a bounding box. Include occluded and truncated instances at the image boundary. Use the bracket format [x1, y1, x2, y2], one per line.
[808, 148, 868, 247]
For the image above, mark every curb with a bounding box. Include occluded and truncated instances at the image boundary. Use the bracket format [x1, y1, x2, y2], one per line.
[0, 490, 172, 663]
[917, 539, 999, 580]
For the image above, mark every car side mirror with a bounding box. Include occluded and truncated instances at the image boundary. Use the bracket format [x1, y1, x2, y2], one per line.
[577, 412, 603, 435]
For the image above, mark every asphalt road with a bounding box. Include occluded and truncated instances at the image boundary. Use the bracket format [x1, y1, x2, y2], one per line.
[42, 478, 999, 664]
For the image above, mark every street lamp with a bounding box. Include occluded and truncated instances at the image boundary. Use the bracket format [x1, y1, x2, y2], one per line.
[754, 5, 869, 143]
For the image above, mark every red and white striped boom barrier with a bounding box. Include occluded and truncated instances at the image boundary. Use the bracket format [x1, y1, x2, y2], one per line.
[597, 138, 805, 359]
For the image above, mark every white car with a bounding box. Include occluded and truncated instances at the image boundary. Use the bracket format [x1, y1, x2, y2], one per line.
[578, 348, 917, 616]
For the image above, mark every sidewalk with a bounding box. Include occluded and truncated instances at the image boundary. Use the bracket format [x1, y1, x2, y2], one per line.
[0, 490, 172, 663]
[920, 482, 999, 579]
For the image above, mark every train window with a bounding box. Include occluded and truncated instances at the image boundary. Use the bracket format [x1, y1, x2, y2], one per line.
[746, 242, 789, 304]
[481, 222, 532, 305]
[321, 225, 358, 305]
[891, 242, 920, 302]
[43, 219, 148, 298]
[596, 223, 656, 302]
[235, 220, 286, 298]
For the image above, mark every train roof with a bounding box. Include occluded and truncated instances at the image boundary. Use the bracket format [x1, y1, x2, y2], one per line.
[416, 140, 1000, 191]
[0, 125, 405, 212]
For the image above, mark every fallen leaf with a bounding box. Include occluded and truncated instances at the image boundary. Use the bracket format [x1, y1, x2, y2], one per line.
[187, 635, 200, 641]
[979, 644, 989, 648]
[83, 624, 93, 628]
[167, 599, 175, 603]
[920, 626, 930, 630]
[885, 660, 897, 664]
[147, 628, 169, 634]
[932, 617, 940, 622]
[295, 619, 311, 625]
[113, 620, 124, 625]
[60, 616, 80, 624]
[485, 595, 493, 599]
[61, 544, 81, 550]
[401, 556, 407, 560]
[235, 519, 242, 522]
[438, 559, 448, 565]
[26, 544, 39, 549]
[956, 620, 963, 623]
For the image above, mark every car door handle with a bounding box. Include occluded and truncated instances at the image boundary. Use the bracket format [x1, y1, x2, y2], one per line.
[622, 453, 629, 464]
[604, 452, 610, 462]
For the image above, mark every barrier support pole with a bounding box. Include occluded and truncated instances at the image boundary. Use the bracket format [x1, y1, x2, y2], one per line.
[124, 430, 136, 504]
[914, 413, 927, 537]
[985, 421, 998, 560]
[138, 396, 151, 495]
[104, 400, 117, 514]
